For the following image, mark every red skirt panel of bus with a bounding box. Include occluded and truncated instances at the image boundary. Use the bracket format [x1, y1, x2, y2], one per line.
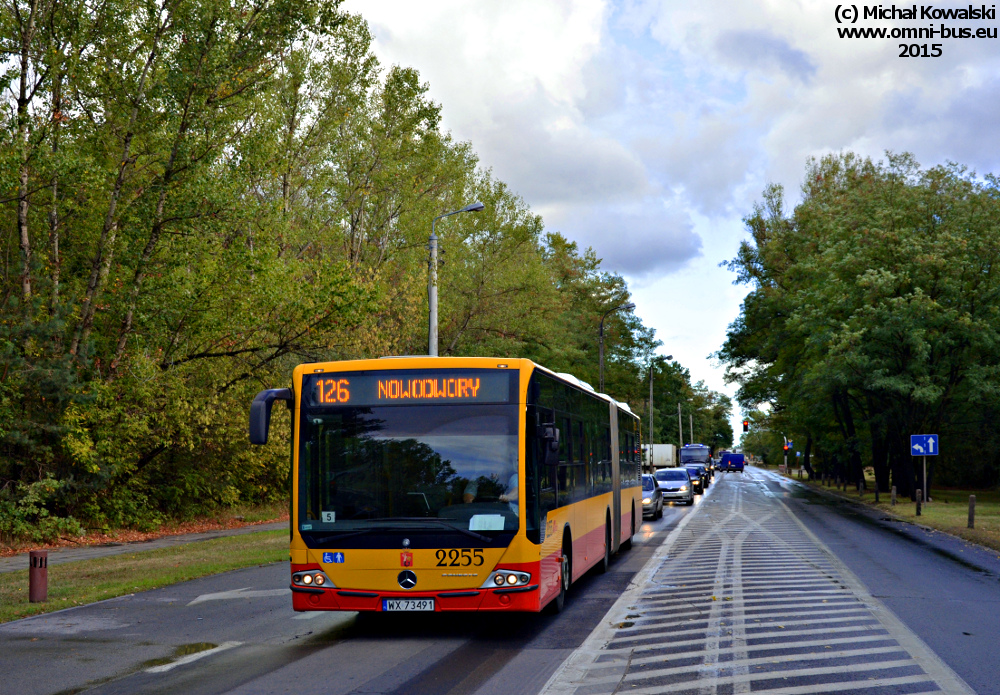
[571, 523, 608, 582]
[291, 561, 542, 612]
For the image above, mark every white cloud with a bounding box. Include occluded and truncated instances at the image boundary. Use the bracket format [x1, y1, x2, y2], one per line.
[353, 0, 1000, 426]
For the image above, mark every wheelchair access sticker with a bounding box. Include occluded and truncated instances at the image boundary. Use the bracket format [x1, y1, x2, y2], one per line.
[323, 552, 345, 564]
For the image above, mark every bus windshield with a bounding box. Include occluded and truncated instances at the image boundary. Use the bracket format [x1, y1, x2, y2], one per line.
[298, 404, 519, 539]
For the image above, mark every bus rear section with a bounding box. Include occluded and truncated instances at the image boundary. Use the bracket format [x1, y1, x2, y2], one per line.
[249, 357, 640, 613]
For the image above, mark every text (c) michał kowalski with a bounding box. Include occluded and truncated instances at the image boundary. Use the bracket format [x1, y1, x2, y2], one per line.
[863, 4, 996, 20]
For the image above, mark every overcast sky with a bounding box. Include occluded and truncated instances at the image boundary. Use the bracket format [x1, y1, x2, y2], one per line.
[354, 0, 1000, 429]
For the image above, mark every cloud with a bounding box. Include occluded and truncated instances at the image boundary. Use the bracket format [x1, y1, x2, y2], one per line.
[714, 30, 817, 82]
[477, 89, 649, 205]
[543, 197, 701, 278]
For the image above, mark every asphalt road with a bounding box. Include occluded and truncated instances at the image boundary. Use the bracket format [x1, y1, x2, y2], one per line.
[4, 470, 999, 695]
[0, 488, 705, 695]
[768, 469, 1000, 695]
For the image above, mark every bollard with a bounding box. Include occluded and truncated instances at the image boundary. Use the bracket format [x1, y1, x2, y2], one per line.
[969, 495, 976, 529]
[29, 550, 48, 603]
[916, 489, 923, 516]
[875, 487, 880, 503]
[891, 485, 896, 506]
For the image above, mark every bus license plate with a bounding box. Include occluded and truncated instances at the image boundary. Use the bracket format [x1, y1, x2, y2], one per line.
[382, 598, 434, 612]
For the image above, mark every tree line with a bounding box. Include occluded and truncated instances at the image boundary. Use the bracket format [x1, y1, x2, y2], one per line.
[0, 1, 730, 542]
[721, 152, 1000, 498]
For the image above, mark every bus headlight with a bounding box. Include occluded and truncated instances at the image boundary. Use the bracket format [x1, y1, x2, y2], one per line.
[481, 570, 531, 588]
[292, 570, 335, 588]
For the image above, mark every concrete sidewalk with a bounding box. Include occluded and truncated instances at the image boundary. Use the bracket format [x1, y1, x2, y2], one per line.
[0, 521, 287, 574]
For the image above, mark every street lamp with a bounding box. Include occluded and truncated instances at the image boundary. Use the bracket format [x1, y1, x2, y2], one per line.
[428, 202, 485, 356]
[598, 301, 635, 392]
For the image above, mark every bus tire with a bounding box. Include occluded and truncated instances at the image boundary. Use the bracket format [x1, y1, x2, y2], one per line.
[548, 530, 572, 614]
[597, 516, 611, 574]
[619, 505, 635, 551]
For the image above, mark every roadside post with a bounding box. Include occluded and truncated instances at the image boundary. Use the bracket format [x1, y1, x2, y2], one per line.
[29, 550, 47, 603]
[916, 489, 922, 516]
[891, 485, 896, 505]
[910, 434, 938, 507]
[969, 495, 976, 529]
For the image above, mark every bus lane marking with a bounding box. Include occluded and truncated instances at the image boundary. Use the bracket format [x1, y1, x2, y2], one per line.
[538, 468, 974, 695]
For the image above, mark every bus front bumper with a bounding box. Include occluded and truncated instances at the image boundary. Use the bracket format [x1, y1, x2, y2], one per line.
[290, 583, 540, 612]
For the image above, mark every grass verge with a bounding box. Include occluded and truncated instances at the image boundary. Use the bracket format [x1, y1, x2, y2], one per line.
[0, 530, 287, 624]
[788, 471, 1000, 555]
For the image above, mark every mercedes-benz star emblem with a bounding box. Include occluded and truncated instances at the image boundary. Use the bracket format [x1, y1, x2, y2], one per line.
[397, 570, 417, 590]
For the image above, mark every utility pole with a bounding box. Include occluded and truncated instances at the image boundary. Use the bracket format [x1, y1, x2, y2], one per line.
[678, 402, 683, 449]
[645, 355, 670, 473]
[648, 366, 654, 474]
[689, 413, 694, 444]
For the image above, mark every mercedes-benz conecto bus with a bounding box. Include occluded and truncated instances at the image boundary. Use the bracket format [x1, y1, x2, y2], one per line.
[249, 357, 642, 613]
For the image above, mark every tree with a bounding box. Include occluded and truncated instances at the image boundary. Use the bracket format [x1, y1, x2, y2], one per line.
[720, 151, 1000, 495]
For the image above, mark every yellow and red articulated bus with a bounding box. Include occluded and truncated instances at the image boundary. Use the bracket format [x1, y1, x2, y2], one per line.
[249, 357, 642, 614]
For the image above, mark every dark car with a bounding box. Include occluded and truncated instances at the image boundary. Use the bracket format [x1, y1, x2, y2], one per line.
[683, 464, 708, 493]
[654, 467, 695, 505]
[641, 474, 664, 518]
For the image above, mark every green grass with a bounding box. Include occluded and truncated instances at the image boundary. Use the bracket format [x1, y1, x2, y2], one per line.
[800, 473, 1000, 554]
[0, 530, 287, 624]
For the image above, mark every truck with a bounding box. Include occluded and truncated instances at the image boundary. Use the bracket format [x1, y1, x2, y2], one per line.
[643, 443, 676, 468]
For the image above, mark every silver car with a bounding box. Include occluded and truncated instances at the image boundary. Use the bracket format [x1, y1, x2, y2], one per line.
[653, 467, 694, 505]
[642, 474, 663, 519]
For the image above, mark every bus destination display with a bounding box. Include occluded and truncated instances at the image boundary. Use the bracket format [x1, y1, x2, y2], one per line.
[307, 371, 511, 407]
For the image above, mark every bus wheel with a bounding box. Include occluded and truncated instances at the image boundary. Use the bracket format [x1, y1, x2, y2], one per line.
[620, 505, 636, 551]
[597, 518, 611, 574]
[548, 532, 572, 614]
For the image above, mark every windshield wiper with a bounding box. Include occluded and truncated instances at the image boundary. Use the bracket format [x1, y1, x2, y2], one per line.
[307, 528, 380, 543]
[376, 517, 492, 543]
[305, 519, 492, 544]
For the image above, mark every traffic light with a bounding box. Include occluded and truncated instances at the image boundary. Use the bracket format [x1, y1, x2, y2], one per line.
[742, 419, 749, 433]
[783, 442, 790, 451]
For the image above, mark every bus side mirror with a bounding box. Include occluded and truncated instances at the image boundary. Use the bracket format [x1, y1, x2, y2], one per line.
[249, 388, 293, 445]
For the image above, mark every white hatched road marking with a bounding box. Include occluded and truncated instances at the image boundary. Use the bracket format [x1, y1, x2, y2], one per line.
[187, 587, 289, 606]
[538, 469, 975, 695]
[144, 641, 242, 673]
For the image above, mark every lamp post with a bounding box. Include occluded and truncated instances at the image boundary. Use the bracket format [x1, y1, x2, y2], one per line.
[428, 202, 485, 356]
[598, 301, 635, 392]
[647, 354, 671, 472]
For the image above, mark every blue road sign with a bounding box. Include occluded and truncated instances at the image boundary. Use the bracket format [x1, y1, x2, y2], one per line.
[910, 434, 939, 456]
